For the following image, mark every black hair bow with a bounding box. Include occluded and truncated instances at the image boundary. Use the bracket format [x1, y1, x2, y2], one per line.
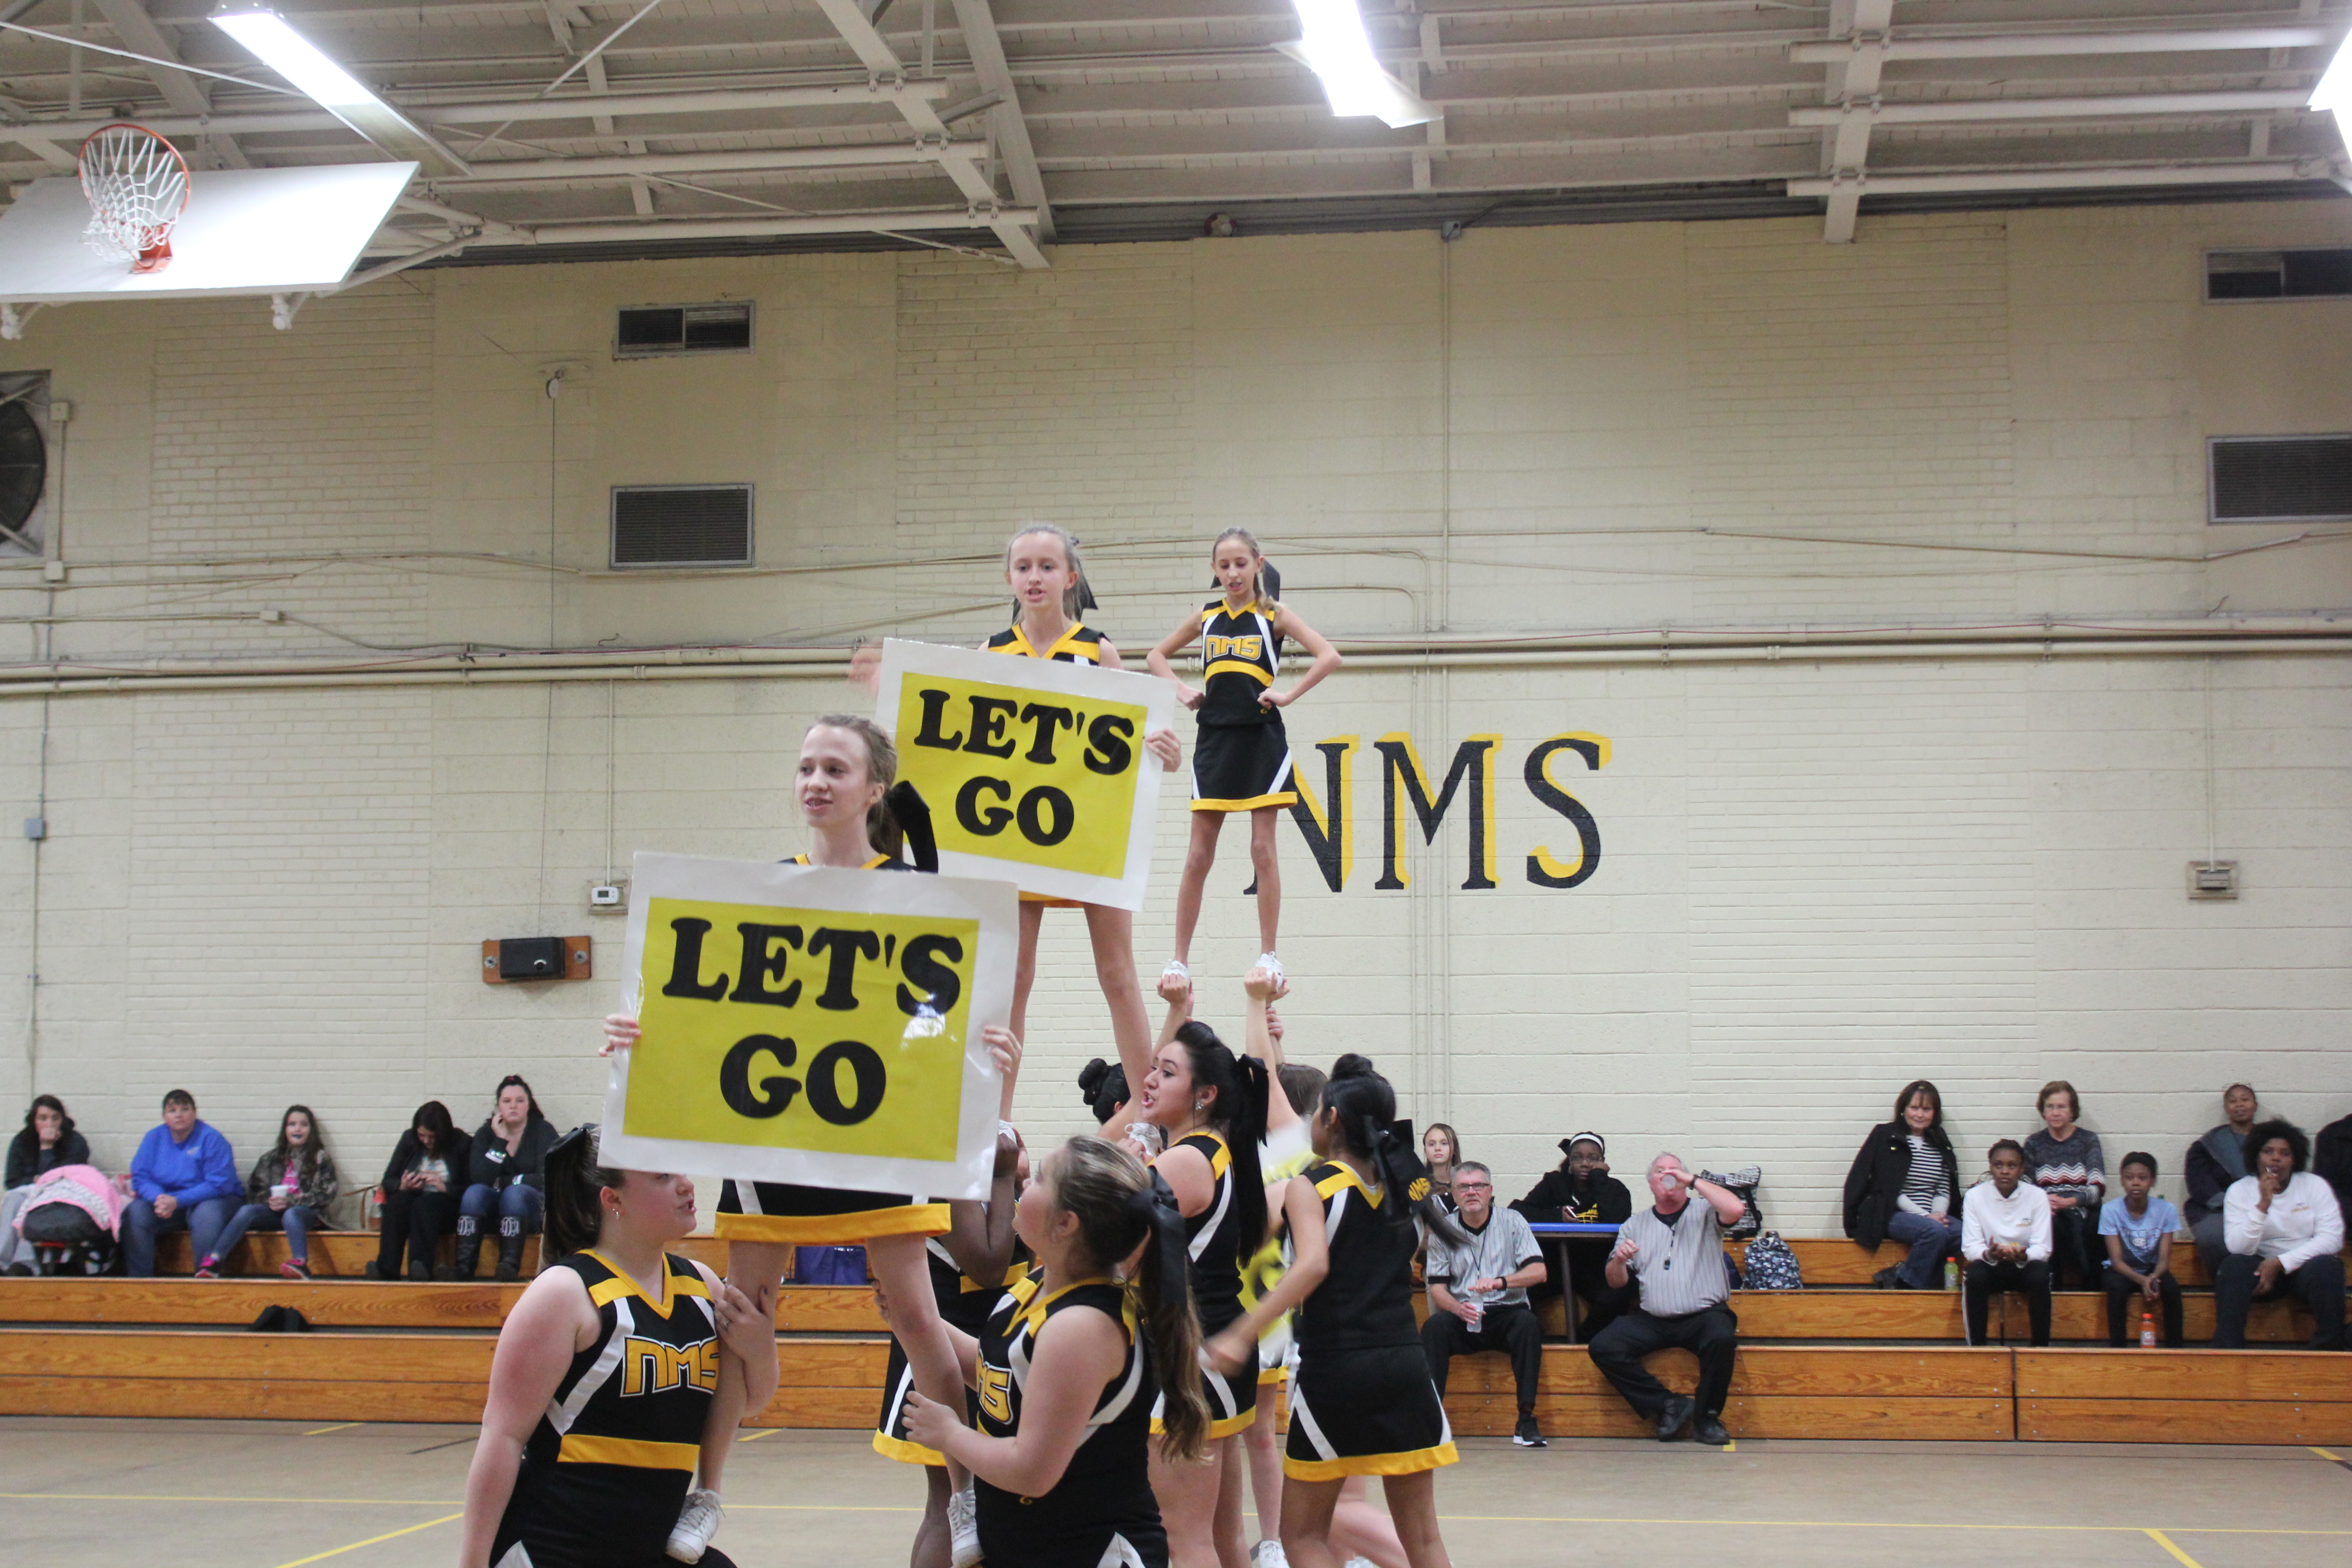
[1130, 1168, 1190, 1293]
[886, 780, 939, 873]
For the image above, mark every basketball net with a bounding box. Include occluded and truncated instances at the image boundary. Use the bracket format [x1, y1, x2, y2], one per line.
[78, 124, 189, 274]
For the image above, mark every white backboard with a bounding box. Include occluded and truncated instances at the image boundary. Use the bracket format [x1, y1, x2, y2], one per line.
[0, 162, 416, 302]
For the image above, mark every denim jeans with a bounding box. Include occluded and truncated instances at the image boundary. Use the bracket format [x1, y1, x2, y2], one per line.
[122, 1193, 239, 1277]
[207, 1203, 324, 1269]
[459, 1182, 544, 1230]
[1884, 1209, 1960, 1289]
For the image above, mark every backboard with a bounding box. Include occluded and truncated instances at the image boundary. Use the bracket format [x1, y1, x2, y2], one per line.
[0, 161, 417, 303]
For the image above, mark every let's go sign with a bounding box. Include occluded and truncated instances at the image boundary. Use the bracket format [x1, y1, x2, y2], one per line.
[599, 852, 1017, 1199]
[874, 638, 1177, 911]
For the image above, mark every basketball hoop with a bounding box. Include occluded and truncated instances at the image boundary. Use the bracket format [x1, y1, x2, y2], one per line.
[77, 123, 190, 274]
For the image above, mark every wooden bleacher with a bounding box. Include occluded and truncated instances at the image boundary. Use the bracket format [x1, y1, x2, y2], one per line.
[7, 1235, 2343, 1445]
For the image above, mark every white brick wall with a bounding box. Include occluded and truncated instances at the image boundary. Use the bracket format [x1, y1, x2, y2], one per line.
[1, 201, 2347, 1229]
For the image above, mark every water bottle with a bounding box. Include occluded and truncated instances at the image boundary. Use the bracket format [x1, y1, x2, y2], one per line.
[2140, 1310, 2157, 1348]
[1943, 1258, 1960, 1291]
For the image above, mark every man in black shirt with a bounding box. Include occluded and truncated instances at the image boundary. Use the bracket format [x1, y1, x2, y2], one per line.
[1512, 1132, 1635, 1336]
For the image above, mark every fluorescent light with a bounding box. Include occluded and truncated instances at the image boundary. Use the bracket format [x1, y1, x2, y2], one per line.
[2312, 29, 2352, 148]
[1284, 0, 1439, 129]
[211, 6, 466, 176]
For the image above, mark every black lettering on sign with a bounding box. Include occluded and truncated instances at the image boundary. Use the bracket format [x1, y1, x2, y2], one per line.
[897, 933, 964, 1017]
[727, 923, 804, 1007]
[719, 1035, 799, 1118]
[805, 927, 881, 1011]
[956, 775, 1013, 836]
[1017, 786, 1074, 847]
[1373, 733, 1500, 892]
[1524, 735, 1606, 889]
[1083, 714, 1133, 776]
[805, 1041, 887, 1125]
[1257, 736, 1357, 895]
[662, 918, 730, 1000]
[964, 695, 1019, 759]
[1017, 702, 1076, 765]
[912, 688, 965, 750]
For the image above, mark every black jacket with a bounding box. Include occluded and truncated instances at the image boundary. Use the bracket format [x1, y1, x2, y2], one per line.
[378, 1127, 472, 1197]
[6, 1128, 90, 1191]
[1513, 1168, 1633, 1228]
[1843, 1121, 1960, 1250]
[2183, 1126, 2247, 1225]
[466, 1115, 558, 1194]
[2317, 1114, 2352, 1223]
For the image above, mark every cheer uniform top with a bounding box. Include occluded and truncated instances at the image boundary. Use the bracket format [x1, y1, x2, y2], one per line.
[1190, 598, 1295, 813]
[1151, 1130, 1256, 1438]
[713, 850, 950, 1247]
[975, 1271, 1165, 1568]
[1283, 1161, 1458, 1481]
[492, 1251, 728, 1568]
[875, 1235, 1031, 1465]
[985, 619, 1107, 906]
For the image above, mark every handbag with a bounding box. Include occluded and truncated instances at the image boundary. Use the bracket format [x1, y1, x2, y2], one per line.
[1742, 1230, 1803, 1290]
[1700, 1165, 1764, 1239]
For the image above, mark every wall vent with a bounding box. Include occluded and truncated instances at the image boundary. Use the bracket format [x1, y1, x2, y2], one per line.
[610, 484, 754, 568]
[614, 301, 754, 357]
[2205, 249, 2352, 301]
[2207, 436, 2352, 524]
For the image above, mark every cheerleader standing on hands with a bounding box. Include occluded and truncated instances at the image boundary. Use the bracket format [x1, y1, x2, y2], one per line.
[1146, 530, 1340, 995]
[461, 1127, 775, 1568]
[602, 715, 1019, 1565]
[1207, 1057, 1460, 1568]
[905, 1135, 1210, 1568]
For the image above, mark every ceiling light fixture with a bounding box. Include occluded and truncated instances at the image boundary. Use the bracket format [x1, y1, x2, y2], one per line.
[2313, 29, 2352, 148]
[1282, 0, 1439, 129]
[211, 6, 467, 175]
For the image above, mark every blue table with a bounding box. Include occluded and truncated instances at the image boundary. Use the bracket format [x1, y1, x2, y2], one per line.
[1525, 1221, 1622, 1343]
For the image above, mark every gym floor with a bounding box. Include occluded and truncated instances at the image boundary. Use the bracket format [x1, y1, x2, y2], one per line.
[3, 1418, 2345, 1568]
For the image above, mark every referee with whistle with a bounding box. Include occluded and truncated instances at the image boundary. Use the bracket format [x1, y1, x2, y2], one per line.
[1589, 1152, 1746, 1446]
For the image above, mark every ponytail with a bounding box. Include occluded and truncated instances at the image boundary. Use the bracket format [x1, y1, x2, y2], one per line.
[1050, 1137, 1208, 1462]
[1172, 1020, 1269, 1250]
[1322, 1054, 1462, 1243]
[543, 1123, 623, 1262]
[1078, 1057, 1129, 1126]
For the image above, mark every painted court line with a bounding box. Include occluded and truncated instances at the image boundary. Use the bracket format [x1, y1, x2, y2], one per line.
[2143, 1529, 2203, 1568]
[737, 1427, 780, 1442]
[268, 1512, 462, 1568]
[303, 1422, 363, 1436]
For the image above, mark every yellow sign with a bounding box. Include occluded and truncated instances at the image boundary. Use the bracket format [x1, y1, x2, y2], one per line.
[601, 855, 1017, 1197]
[874, 640, 1176, 910]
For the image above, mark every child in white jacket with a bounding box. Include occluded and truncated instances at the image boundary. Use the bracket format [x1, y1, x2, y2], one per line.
[1960, 1139, 2053, 1346]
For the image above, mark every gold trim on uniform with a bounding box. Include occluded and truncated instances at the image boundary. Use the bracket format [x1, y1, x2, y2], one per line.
[714, 1203, 952, 1245]
[1190, 791, 1297, 812]
[789, 852, 893, 870]
[581, 1250, 710, 1320]
[556, 1434, 702, 1470]
[992, 622, 1105, 664]
[1203, 659, 1274, 686]
[1151, 1407, 1258, 1439]
[872, 1431, 946, 1466]
[1282, 1440, 1459, 1481]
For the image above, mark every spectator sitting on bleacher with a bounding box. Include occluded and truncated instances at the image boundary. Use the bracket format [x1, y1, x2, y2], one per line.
[202, 1105, 341, 1280]
[458, 1075, 557, 1281]
[1419, 1161, 1549, 1449]
[2315, 1109, 2352, 1226]
[367, 1101, 470, 1282]
[1422, 1123, 1460, 1211]
[2185, 1083, 2260, 1277]
[2213, 1120, 2346, 1352]
[1844, 1079, 1961, 1292]
[2024, 1080, 2105, 1290]
[1961, 1139, 2052, 1348]
[123, 1089, 241, 1278]
[2099, 1152, 2182, 1348]
[1512, 1133, 1634, 1336]
[3, 1095, 90, 1275]
[1588, 1154, 1745, 1446]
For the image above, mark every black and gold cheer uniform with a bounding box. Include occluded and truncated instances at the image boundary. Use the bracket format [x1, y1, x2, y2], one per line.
[985, 619, 1107, 908]
[1151, 1130, 1256, 1439]
[1283, 1162, 1459, 1480]
[974, 1271, 1165, 1568]
[713, 850, 949, 1248]
[1190, 598, 1294, 813]
[875, 1236, 1030, 1464]
[493, 1250, 732, 1568]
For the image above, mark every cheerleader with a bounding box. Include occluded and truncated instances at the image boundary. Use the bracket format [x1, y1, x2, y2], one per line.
[985, 525, 1182, 1100]
[461, 1126, 775, 1568]
[1207, 1057, 1459, 1568]
[904, 1135, 1208, 1568]
[602, 714, 1018, 1566]
[874, 1125, 1025, 1568]
[1131, 970, 1280, 1568]
[1145, 530, 1340, 996]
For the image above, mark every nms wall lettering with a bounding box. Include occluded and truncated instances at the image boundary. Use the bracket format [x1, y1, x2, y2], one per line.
[1271, 732, 1609, 893]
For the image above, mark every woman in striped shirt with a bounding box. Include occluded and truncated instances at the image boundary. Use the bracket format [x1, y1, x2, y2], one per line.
[1842, 1080, 1961, 1290]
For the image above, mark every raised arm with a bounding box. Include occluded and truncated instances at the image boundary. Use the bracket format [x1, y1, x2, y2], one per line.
[1688, 1173, 1747, 1230]
[1241, 966, 1299, 1134]
[941, 1127, 1024, 1286]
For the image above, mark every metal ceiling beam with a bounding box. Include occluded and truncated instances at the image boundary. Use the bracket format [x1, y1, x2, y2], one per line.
[1790, 90, 2318, 126]
[1788, 27, 2333, 64]
[1814, 0, 1891, 243]
[516, 204, 1039, 243]
[1788, 162, 2328, 196]
[84, 0, 251, 166]
[441, 138, 984, 181]
[950, 0, 1052, 241]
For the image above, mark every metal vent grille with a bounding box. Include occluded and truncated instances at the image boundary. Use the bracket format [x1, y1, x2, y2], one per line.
[2208, 436, 2352, 524]
[615, 301, 754, 357]
[610, 485, 754, 567]
[2206, 250, 2352, 301]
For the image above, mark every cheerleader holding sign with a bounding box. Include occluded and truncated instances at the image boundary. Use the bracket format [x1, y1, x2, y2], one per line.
[1146, 530, 1341, 994]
